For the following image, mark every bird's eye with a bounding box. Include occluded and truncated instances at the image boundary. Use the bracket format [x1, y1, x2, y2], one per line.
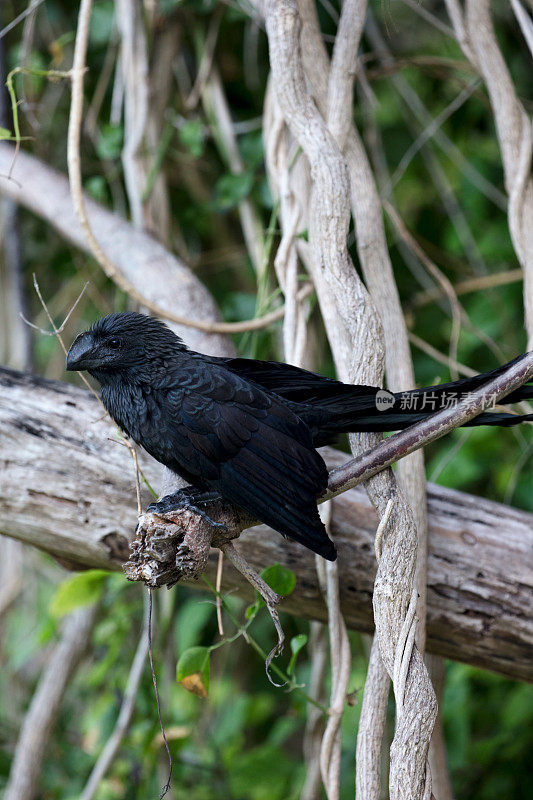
[108, 337, 121, 349]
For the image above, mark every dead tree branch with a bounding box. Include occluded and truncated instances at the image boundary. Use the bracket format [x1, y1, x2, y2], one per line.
[2, 331, 532, 685]
[327, 351, 533, 495]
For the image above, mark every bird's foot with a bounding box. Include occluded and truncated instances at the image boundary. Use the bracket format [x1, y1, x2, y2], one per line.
[147, 488, 227, 530]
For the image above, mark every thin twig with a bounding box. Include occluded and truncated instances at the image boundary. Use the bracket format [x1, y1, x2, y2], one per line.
[148, 589, 173, 799]
[221, 541, 284, 682]
[366, 13, 507, 213]
[27, 274, 101, 403]
[315, 505, 351, 800]
[386, 201, 506, 375]
[409, 268, 523, 309]
[363, 54, 475, 80]
[125, 440, 142, 516]
[430, 427, 473, 482]
[202, 576, 328, 711]
[215, 550, 225, 636]
[399, 0, 456, 37]
[385, 201, 462, 379]
[0, 0, 46, 40]
[408, 332, 476, 378]
[185, 6, 224, 110]
[393, 585, 418, 714]
[20, 280, 89, 336]
[107, 436, 158, 499]
[31, 273, 68, 355]
[511, 0, 533, 65]
[389, 78, 480, 191]
[374, 498, 394, 563]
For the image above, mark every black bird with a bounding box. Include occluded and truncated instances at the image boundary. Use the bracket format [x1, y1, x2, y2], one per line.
[66, 312, 533, 561]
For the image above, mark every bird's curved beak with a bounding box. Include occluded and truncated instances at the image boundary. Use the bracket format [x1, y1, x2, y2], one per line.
[66, 334, 96, 371]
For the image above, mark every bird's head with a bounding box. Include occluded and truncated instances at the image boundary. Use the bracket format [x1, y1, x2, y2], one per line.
[66, 312, 186, 380]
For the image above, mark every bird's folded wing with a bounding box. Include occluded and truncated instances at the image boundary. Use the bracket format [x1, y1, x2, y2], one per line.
[162, 366, 335, 559]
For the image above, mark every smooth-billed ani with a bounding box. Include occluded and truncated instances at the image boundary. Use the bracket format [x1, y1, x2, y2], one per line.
[66, 312, 533, 561]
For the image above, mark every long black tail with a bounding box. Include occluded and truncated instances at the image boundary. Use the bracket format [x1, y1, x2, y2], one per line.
[303, 356, 533, 444]
[219, 353, 533, 444]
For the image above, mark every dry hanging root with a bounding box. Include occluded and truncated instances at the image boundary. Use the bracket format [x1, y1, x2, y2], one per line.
[124, 506, 285, 676]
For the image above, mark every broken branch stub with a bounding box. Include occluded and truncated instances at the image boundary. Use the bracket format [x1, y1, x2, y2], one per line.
[124, 503, 252, 588]
[125, 506, 286, 676]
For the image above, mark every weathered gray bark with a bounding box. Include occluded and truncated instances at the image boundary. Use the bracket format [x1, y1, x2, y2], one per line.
[1, 366, 532, 683]
[260, 1, 436, 794]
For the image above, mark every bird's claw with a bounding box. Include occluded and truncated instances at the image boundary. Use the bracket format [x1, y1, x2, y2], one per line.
[147, 491, 227, 531]
[183, 501, 228, 530]
[147, 492, 185, 515]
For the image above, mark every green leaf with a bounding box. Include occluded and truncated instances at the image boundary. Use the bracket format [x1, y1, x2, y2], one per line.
[179, 119, 204, 158]
[49, 570, 108, 617]
[287, 633, 308, 676]
[176, 597, 214, 652]
[245, 599, 261, 620]
[95, 123, 123, 160]
[37, 616, 58, 646]
[176, 646, 210, 697]
[0, 126, 12, 139]
[84, 175, 107, 203]
[239, 131, 264, 168]
[212, 172, 254, 211]
[259, 563, 296, 597]
[228, 743, 293, 800]
[255, 177, 274, 209]
[89, 1, 115, 46]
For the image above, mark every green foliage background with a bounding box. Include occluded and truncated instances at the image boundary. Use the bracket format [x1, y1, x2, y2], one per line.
[1, 1, 532, 798]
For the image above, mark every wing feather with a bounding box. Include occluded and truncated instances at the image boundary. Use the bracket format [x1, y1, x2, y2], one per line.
[156, 362, 335, 559]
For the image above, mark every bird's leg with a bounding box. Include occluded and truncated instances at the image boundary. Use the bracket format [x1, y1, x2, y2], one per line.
[147, 487, 227, 529]
[221, 541, 285, 685]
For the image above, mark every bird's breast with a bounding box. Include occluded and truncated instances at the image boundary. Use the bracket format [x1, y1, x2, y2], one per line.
[102, 382, 156, 442]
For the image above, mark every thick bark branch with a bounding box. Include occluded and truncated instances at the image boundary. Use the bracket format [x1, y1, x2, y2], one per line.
[1, 367, 532, 683]
[328, 351, 533, 495]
